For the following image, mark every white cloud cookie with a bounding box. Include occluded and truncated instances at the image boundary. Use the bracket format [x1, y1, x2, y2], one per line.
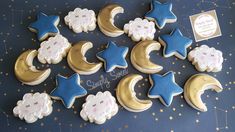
[64, 8, 96, 33]
[13, 93, 53, 123]
[80, 91, 118, 124]
[124, 18, 156, 42]
[38, 34, 71, 64]
[188, 45, 223, 72]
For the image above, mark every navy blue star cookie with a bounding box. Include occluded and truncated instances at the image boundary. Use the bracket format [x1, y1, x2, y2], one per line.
[148, 71, 183, 107]
[50, 73, 87, 109]
[96, 41, 129, 72]
[158, 28, 193, 59]
[28, 12, 60, 41]
[145, 0, 177, 29]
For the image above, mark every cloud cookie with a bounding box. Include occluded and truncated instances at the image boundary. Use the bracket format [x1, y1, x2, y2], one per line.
[64, 8, 96, 33]
[80, 91, 118, 124]
[38, 34, 71, 64]
[188, 45, 223, 72]
[13, 93, 53, 123]
[124, 18, 156, 42]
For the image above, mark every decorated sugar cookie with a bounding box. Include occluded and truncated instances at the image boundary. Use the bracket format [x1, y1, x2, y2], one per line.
[67, 41, 102, 75]
[50, 73, 87, 109]
[148, 71, 183, 107]
[184, 74, 223, 112]
[188, 45, 223, 72]
[130, 40, 163, 74]
[97, 4, 124, 37]
[64, 8, 96, 33]
[145, 0, 177, 29]
[124, 18, 156, 42]
[96, 41, 128, 72]
[28, 12, 60, 41]
[116, 74, 152, 112]
[38, 34, 71, 64]
[80, 91, 118, 124]
[14, 50, 51, 86]
[158, 28, 193, 59]
[13, 92, 53, 123]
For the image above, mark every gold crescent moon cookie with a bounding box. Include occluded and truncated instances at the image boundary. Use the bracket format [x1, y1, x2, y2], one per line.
[131, 40, 163, 74]
[116, 74, 152, 112]
[67, 41, 102, 75]
[14, 50, 51, 85]
[97, 4, 124, 37]
[184, 74, 223, 112]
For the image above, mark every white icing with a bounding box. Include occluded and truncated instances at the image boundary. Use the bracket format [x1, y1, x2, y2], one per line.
[80, 91, 118, 124]
[13, 93, 53, 123]
[64, 8, 96, 33]
[124, 18, 156, 41]
[188, 45, 223, 72]
[37, 34, 71, 64]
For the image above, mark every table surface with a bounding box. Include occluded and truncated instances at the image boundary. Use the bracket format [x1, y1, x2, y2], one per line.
[0, 0, 234, 132]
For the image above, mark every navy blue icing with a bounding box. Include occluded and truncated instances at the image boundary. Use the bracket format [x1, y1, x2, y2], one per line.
[50, 73, 87, 109]
[159, 28, 193, 59]
[28, 12, 59, 41]
[96, 41, 129, 72]
[148, 71, 183, 106]
[145, 0, 177, 29]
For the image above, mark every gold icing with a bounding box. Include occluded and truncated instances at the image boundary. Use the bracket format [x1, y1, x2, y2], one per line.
[184, 74, 223, 112]
[116, 74, 152, 112]
[14, 50, 51, 85]
[67, 41, 102, 75]
[97, 4, 124, 37]
[131, 40, 163, 74]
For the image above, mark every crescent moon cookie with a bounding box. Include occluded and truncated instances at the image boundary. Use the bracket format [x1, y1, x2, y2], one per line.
[64, 8, 96, 33]
[14, 50, 51, 85]
[148, 71, 183, 107]
[28, 12, 60, 41]
[67, 41, 102, 75]
[188, 45, 223, 72]
[37, 34, 71, 64]
[131, 40, 163, 74]
[158, 28, 193, 59]
[116, 74, 152, 112]
[50, 73, 87, 109]
[124, 18, 156, 42]
[80, 91, 118, 124]
[184, 74, 223, 112]
[97, 4, 124, 37]
[96, 41, 129, 72]
[13, 92, 53, 123]
[145, 0, 177, 29]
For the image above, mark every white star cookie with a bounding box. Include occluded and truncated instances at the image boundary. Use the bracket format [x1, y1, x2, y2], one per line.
[64, 8, 96, 33]
[38, 34, 71, 64]
[188, 45, 223, 72]
[13, 93, 53, 123]
[124, 18, 156, 42]
[80, 91, 118, 124]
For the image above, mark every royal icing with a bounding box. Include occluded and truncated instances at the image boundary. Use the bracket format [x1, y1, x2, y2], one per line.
[159, 28, 193, 59]
[50, 73, 87, 109]
[80, 91, 118, 124]
[124, 18, 156, 42]
[145, 0, 177, 29]
[28, 12, 60, 41]
[96, 41, 129, 72]
[148, 71, 183, 107]
[188, 45, 223, 72]
[37, 34, 71, 64]
[13, 92, 53, 123]
[64, 8, 96, 33]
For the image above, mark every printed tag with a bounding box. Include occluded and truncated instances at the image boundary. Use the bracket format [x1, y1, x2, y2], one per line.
[189, 10, 222, 42]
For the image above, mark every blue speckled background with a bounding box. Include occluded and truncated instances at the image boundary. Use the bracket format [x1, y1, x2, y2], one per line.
[0, 0, 234, 132]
